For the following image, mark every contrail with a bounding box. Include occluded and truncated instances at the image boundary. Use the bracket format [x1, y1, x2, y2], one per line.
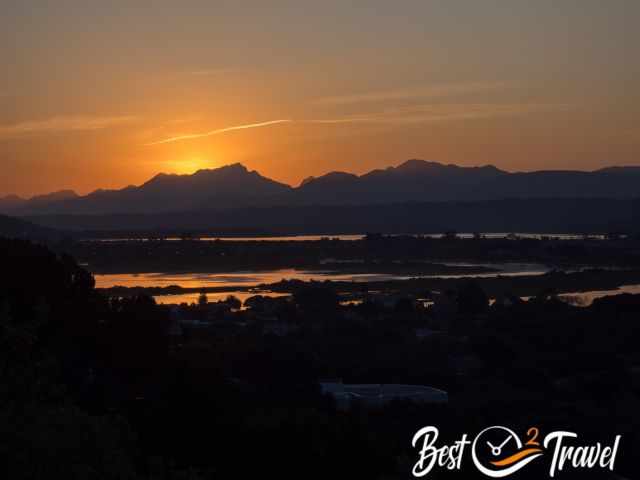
[145, 119, 292, 145]
[145, 102, 563, 146]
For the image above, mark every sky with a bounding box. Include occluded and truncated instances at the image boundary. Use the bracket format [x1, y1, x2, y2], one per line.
[1, 0, 639, 197]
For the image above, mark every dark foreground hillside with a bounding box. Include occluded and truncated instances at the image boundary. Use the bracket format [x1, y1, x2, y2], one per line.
[1, 238, 638, 479]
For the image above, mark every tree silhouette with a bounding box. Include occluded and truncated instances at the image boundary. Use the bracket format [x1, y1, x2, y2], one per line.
[197, 290, 208, 306]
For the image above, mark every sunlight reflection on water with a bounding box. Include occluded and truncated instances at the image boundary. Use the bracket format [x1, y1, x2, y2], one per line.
[93, 267, 640, 306]
[94, 263, 552, 305]
[559, 284, 640, 306]
[94, 264, 550, 289]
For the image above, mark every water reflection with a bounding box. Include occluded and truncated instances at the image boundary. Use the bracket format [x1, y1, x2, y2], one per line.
[93, 235, 364, 242]
[559, 284, 640, 306]
[154, 291, 289, 305]
[94, 263, 550, 290]
[94, 263, 552, 305]
[89, 232, 616, 242]
[93, 267, 640, 307]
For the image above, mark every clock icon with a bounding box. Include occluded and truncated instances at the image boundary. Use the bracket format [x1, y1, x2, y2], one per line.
[472, 426, 543, 478]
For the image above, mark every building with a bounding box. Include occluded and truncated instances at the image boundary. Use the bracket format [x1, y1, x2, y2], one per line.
[320, 382, 448, 411]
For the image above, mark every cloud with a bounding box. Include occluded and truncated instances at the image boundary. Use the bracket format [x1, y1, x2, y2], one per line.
[304, 103, 568, 125]
[145, 119, 292, 146]
[304, 118, 380, 124]
[315, 82, 505, 106]
[0, 115, 137, 140]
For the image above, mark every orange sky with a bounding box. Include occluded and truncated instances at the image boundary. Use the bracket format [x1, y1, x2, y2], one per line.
[2, 1, 639, 197]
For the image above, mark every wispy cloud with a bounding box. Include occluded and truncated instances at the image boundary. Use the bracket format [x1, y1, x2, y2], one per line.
[0, 115, 137, 140]
[304, 103, 568, 125]
[145, 119, 292, 146]
[315, 82, 505, 106]
[304, 117, 382, 124]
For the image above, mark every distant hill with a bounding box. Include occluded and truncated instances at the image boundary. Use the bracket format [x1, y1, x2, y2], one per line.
[26, 198, 640, 235]
[0, 214, 59, 240]
[2, 160, 639, 217]
[30, 189, 78, 204]
[0, 190, 78, 214]
[0, 194, 26, 211]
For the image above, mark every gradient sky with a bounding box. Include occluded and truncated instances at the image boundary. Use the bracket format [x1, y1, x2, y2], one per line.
[2, 0, 639, 196]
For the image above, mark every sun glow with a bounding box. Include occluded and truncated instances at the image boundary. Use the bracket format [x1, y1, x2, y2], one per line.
[164, 157, 214, 174]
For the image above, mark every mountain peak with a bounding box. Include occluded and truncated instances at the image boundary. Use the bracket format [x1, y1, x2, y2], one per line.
[393, 159, 506, 175]
[223, 162, 248, 171]
[143, 163, 253, 188]
[72, 161, 293, 214]
[192, 162, 249, 176]
[395, 159, 449, 172]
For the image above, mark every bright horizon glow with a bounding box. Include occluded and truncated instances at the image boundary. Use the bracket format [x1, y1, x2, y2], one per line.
[161, 157, 216, 175]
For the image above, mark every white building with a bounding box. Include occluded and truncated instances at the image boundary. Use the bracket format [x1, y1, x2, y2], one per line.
[320, 382, 448, 410]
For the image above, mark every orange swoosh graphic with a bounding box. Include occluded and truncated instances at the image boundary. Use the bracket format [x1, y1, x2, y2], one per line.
[490, 448, 543, 467]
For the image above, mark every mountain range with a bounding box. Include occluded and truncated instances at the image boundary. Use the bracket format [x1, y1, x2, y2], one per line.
[2, 160, 640, 216]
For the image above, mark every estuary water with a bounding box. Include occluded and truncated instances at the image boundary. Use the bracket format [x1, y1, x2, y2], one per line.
[94, 263, 549, 305]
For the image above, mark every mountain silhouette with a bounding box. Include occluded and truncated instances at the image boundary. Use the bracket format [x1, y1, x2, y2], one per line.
[0, 190, 78, 213]
[293, 160, 509, 204]
[1, 160, 639, 216]
[4, 163, 291, 215]
[291, 160, 640, 204]
[0, 194, 26, 211]
[28, 190, 79, 207]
